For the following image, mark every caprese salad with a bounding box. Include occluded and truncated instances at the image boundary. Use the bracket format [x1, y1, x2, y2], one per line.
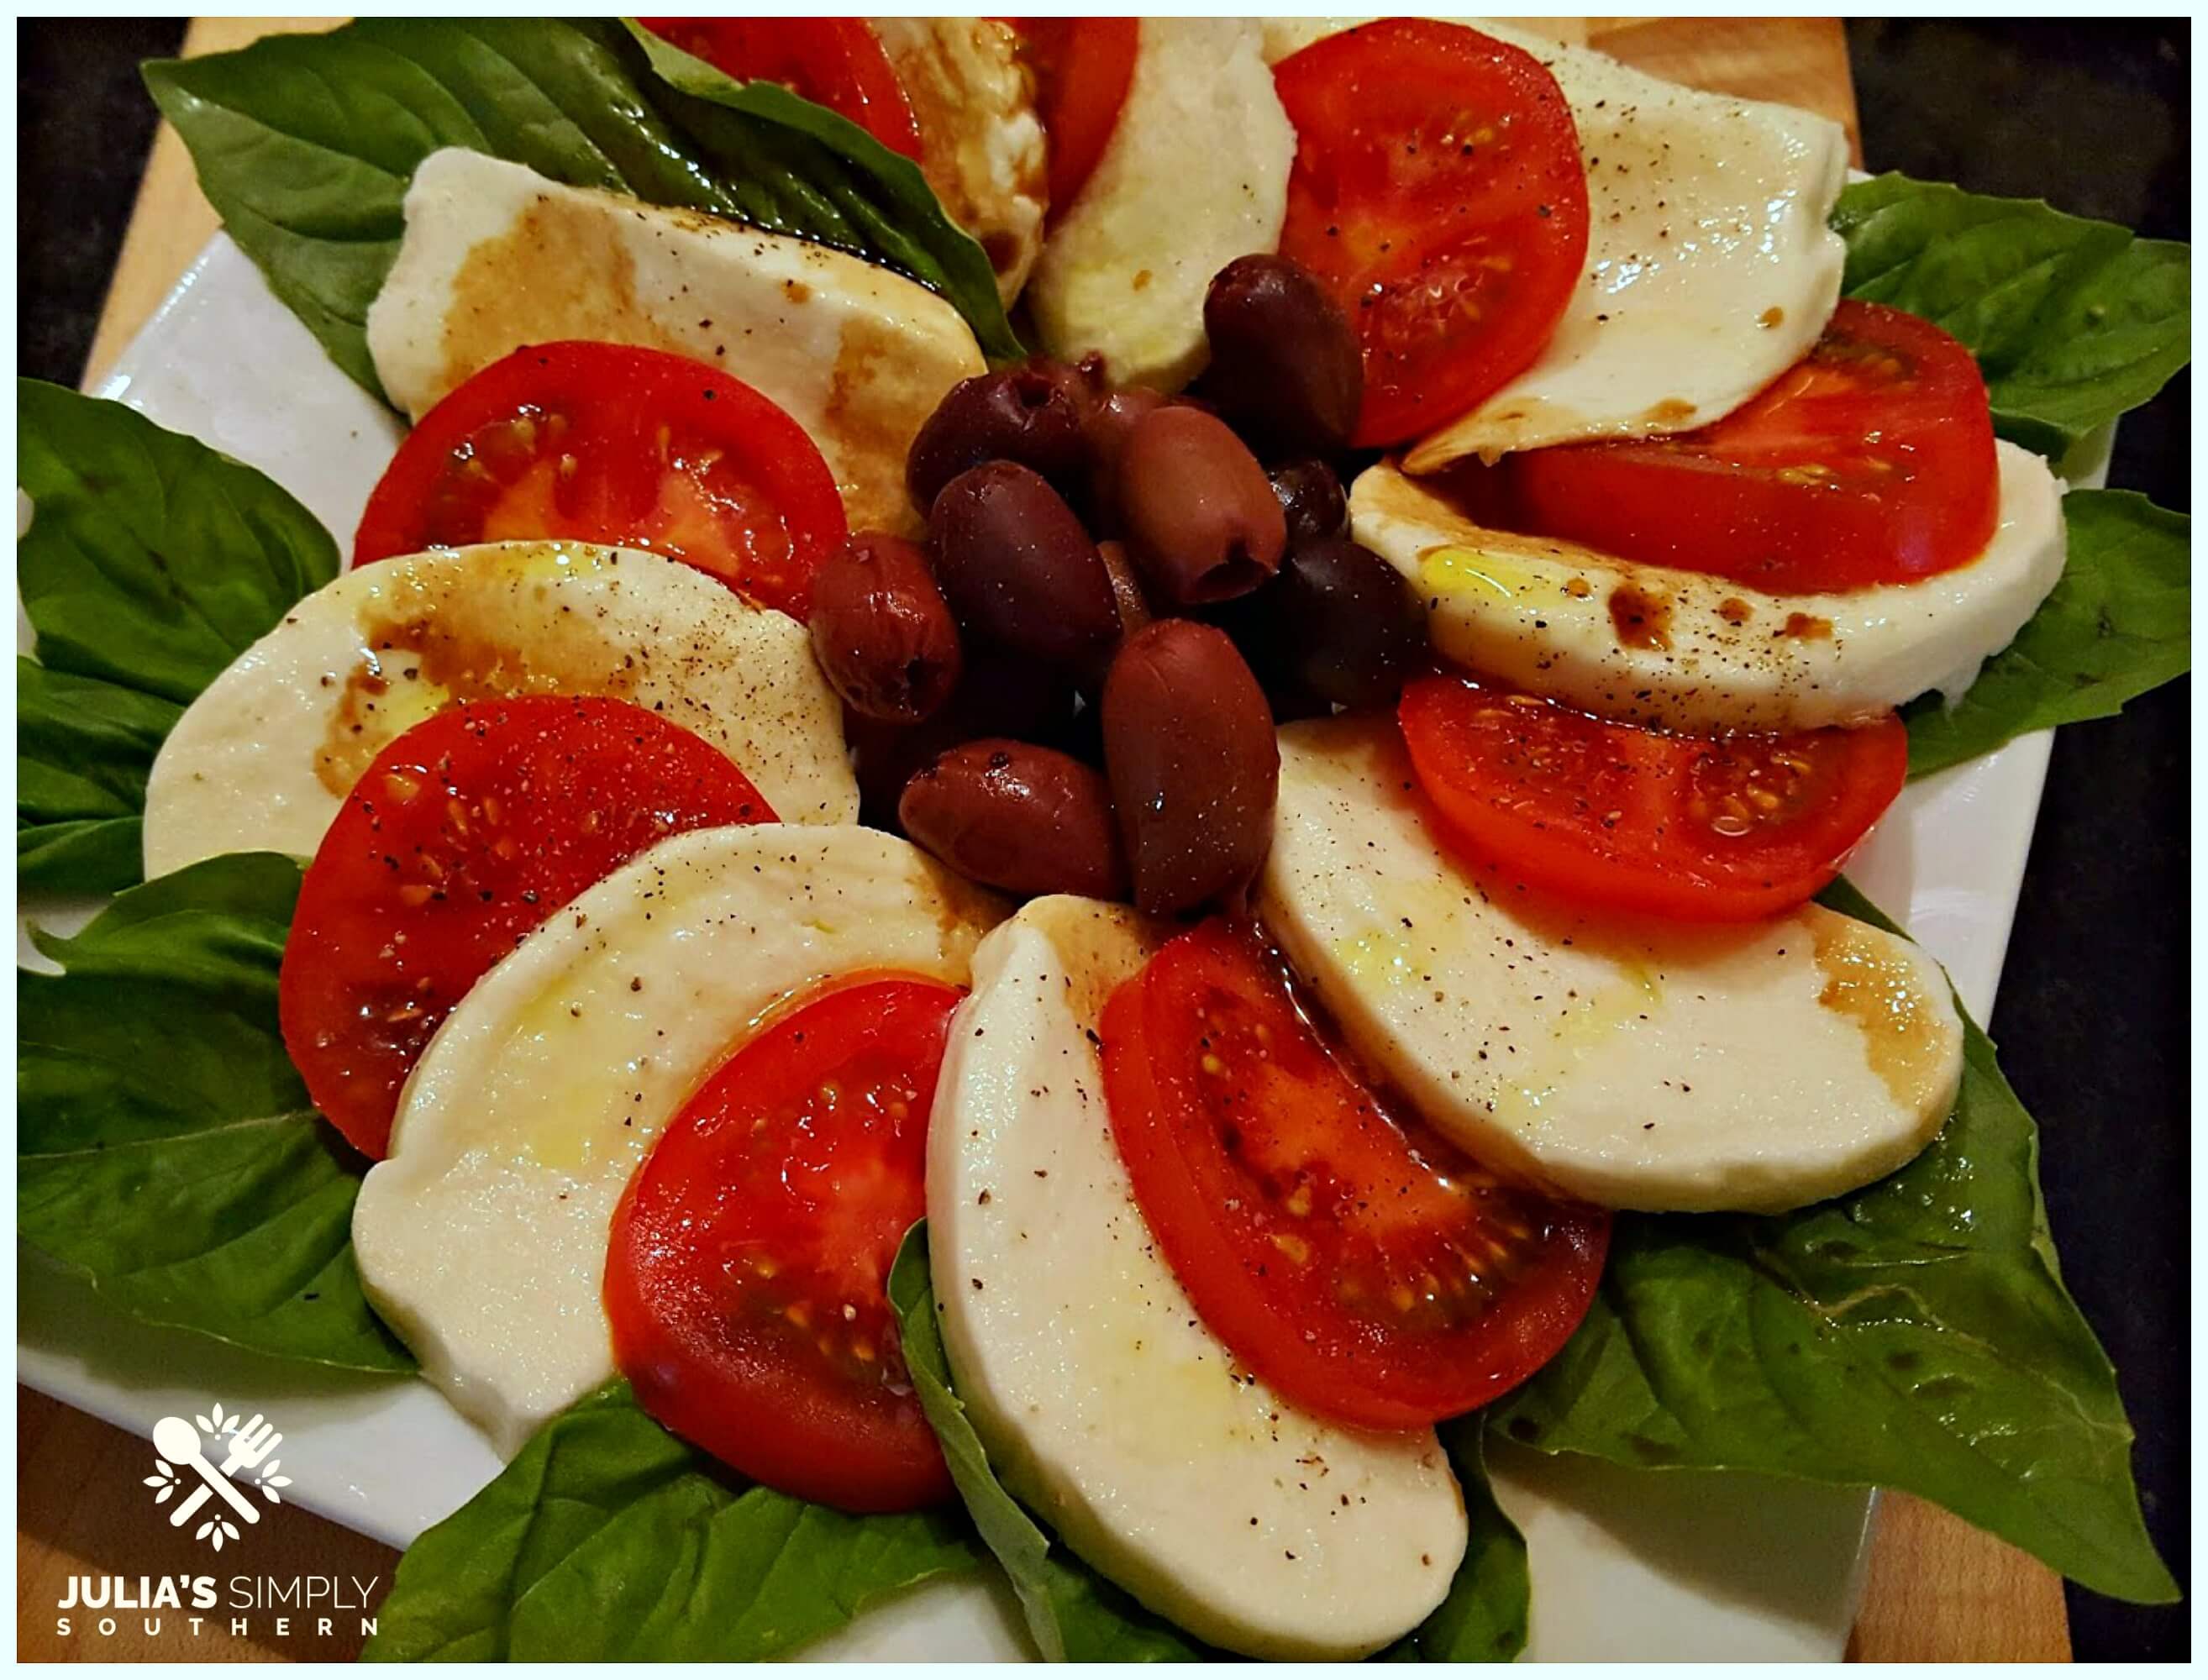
[17, 15, 2190, 1663]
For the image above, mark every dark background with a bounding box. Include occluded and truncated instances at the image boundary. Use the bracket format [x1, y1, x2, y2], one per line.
[16, 16, 2190, 1663]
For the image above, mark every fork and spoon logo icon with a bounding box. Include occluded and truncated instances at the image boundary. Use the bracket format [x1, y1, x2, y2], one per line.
[144, 1402, 290, 1549]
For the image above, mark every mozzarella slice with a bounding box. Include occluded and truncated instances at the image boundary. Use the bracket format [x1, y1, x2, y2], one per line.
[366, 149, 986, 534]
[1260, 717, 1964, 1214]
[141, 541, 854, 879]
[1353, 440, 2068, 733]
[871, 18, 1047, 305]
[929, 896, 1468, 1660]
[1259, 18, 1848, 465]
[353, 822, 1003, 1453]
[1026, 19, 1295, 391]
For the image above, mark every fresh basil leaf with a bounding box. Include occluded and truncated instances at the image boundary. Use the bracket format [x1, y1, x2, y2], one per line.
[1835, 171, 2190, 461]
[366, 1378, 981, 1661]
[16, 380, 338, 892]
[1906, 489, 2190, 778]
[889, 1223, 1209, 1661]
[18, 853, 412, 1372]
[1488, 879, 2175, 1605]
[143, 19, 1017, 402]
[623, 22, 1022, 360]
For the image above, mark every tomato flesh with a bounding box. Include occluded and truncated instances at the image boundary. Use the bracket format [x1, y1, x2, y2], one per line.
[639, 18, 922, 160]
[1100, 919, 1608, 1431]
[1501, 300, 2001, 591]
[280, 696, 774, 1160]
[1275, 20, 1590, 448]
[1400, 674, 1908, 924]
[1010, 18, 1140, 221]
[606, 977, 959, 1513]
[353, 342, 849, 618]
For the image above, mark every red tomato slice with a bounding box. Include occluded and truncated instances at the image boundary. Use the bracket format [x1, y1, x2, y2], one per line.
[1501, 300, 2001, 591]
[606, 976, 959, 1513]
[1010, 18, 1139, 221]
[1400, 674, 1907, 924]
[1099, 920, 1608, 1431]
[1274, 20, 1590, 449]
[353, 342, 849, 618]
[639, 18, 922, 160]
[279, 696, 773, 1159]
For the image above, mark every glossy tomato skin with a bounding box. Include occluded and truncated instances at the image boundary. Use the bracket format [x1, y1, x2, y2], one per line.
[639, 18, 922, 160]
[352, 342, 848, 618]
[1400, 674, 1908, 923]
[1010, 18, 1139, 222]
[280, 696, 774, 1160]
[606, 978, 960, 1513]
[1502, 300, 2001, 591]
[1274, 19, 1590, 449]
[1100, 920, 1609, 1431]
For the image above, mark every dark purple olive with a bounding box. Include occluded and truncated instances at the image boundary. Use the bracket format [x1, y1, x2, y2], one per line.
[907, 362, 1091, 510]
[1080, 384, 1167, 517]
[900, 739, 1127, 900]
[1116, 406, 1286, 607]
[928, 461, 1121, 666]
[1096, 539, 1153, 644]
[846, 649, 1074, 827]
[807, 533, 963, 723]
[1102, 620, 1279, 916]
[1261, 537, 1428, 710]
[1268, 459, 1348, 549]
[1199, 254, 1363, 457]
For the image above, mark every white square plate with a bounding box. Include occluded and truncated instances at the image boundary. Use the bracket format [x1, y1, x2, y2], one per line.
[19, 232, 2067, 1662]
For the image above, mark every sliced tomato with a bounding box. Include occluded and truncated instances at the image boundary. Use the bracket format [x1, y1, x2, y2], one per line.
[280, 696, 773, 1159]
[1400, 673, 1907, 924]
[639, 18, 922, 160]
[1099, 920, 1607, 1431]
[353, 342, 848, 618]
[1274, 20, 1590, 448]
[1501, 301, 2000, 591]
[606, 977, 959, 1513]
[1010, 18, 1139, 221]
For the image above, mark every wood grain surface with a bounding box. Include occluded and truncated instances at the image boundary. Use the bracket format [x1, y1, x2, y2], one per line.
[26, 14, 2070, 1665]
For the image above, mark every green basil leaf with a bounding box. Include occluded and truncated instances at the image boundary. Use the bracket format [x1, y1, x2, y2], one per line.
[888, 1223, 1207, 1662]
[18, 853, 412, 1372]
[1905, 489, 2190, 779]
[365, 1378, 981, 1661]
[623, 23, 1022, 360]
[1835, 171, 2190, 461]
[16, 380, 338, 892]
[143, 19, 1017, 402]
[1487, 879, 2175, 1605]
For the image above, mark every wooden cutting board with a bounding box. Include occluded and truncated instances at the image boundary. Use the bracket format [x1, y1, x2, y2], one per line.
[28, 15, 2070, 1665]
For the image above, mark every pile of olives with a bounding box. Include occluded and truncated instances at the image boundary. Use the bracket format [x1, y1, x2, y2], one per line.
[808, 253, 1426, 917]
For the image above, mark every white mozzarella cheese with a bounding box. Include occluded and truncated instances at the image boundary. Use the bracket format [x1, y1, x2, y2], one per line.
[1026, 19, 1296, 391]
[1259, 18, 1848, 465]
[141, 541, 855, 880]
[366, 149, 986, 534]
[1259, 717, 1964, 1214]
[1352, 440, 2068, 733]
[353, 822, 1003, 1454]
[871, 18, 1047, 304]
[928, 896, 1468, 1661]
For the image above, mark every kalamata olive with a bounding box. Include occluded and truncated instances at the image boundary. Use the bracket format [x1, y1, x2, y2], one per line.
[1268, 458, 1348, 548]
[907, 362, 1091, 510]
[1199, 255, 1364, 456]
[1116, 406, 1286, 607]
[847, 649, 1073, 826]
[929, 462, 1122, 666]
[1080, 384, 1166, 516]
[900, 739, 1128, 900]
[1262, 537, 1428, 710]
[1096, 539, 1153, 643]
[807, 533, 963, 724]
[1102, 620, 1279, 916]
